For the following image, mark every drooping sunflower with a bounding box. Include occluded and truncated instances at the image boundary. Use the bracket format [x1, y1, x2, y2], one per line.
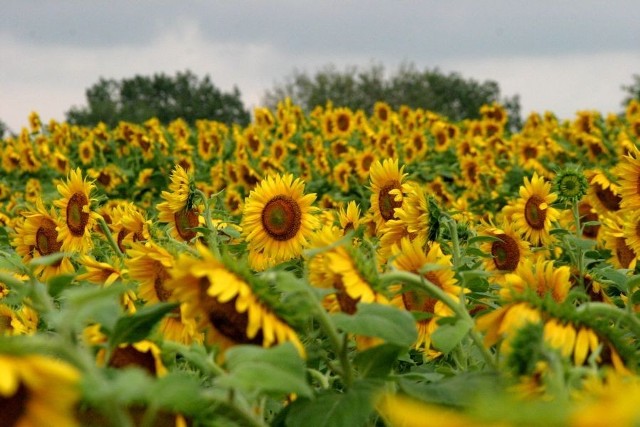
[337, 201, 362, 235]
[369, 158, 408, 233]
[126, 241, 202, 345]
[0, 353, 80, 427]
[601, 215, 638, 270]
[501, 257, 571, 303]
[241, 173, 319, 267]
[587, 169, 622, 215]
[478, 221, 530, 282]
[617, 145, 640, 211]
[160, 165, 193, 214]
[53, 167, 99, 254]
[111, 203, 151, 253]
[13, 197, 75, 281]
[511, 172, 559, 246]
[165, 243, 305, 356]
[390, 238, 464, 355]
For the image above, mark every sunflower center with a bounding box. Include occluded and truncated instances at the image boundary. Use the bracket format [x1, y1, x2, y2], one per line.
[402, 289, 437, 315]
[334, 277, 359, 314]
[594, 183, 621, 211]
[174, 208, 199, 241]
[109, 345, 157, 376]
[524, 195, 547, 230]
[523, 146, 537, 159]
[491, 234, 520, 271]
[36, 218, 62, 256]
[153, 267, 172, 302]
[66, 192, 90, 236]
[261, 195, 302, 241]
[579, 203, 600, 239]
[336, 114, 350, 132]
[615, 237, 636, 269]
[206, 295, 263, 345]
[0, 381, 29, 426]
[378, 182, 403, 221]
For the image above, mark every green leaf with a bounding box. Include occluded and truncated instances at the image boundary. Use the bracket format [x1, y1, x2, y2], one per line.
[467, 235, 502, 245]
[285, 381, 380, 427]
[626, 274, 640, 293]
[354, 344, 405, 378]
[332, 303, 418, 347]
[430, 318, 473, 353]
[47, 274, 75, 298]
[398, 372, 501, 407]
[28, 252, 67, 267]
[109, 302, 179, 347]
[217, 343, 313, 399]
[58, 283, 126, 332]
[150, 372, 211, 414]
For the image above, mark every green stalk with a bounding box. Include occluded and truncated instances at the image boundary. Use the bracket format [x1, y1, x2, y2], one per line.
[97, 216, 124, 258]
[382, 270, 497, 370]
[577, 302, 640, 337]
[571, 200, 585, 288]
[195, 189, 221, 258]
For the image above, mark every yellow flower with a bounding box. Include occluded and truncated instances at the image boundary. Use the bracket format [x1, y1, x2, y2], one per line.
[617, 145, 640, 211]
[369, 158, 408, 233]
[501, 258, 571, 303]
[165, 243, 304, 356]
[391, 238, 464, 354]
[161, 165, 193, 214]
[478, 221, 530, 282]
[511, 172, 559, 246]
[241, 173, 318, 267]
[53, 167, 99, 254]
[0, 353, 80, 427]
[77, 255, 124, 286]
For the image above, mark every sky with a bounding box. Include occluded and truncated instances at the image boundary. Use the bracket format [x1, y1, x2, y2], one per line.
[2, 1, 640, 133]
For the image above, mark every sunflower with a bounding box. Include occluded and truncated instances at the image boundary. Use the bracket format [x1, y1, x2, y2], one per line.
[99, 340, 167, 377]
[77, 255, 124, 287]
[478, 221, 530, 282]
[332, 162, 352, 193]
[241, 173, 319, 267]
[617, 146, 640, 211]
[160, 165, 193, 214]
[355, 149, 376, 180]
[112, 203, 151, 252]
[333, 107, 354, 137]
[13, 197, 75, 281]
[53, 167, 99, 254]
[337, 201, 362, 235]
[501, 257, 571, 303]
[0, 353, 80, 427]
[587, 170, 621, 215]
[431, 121, 451, 152]
[390, 238, 464, 355]
[511, 172, 559, 246]
[126, 242, 202, 344]
[165, 243, 304, 356]
[88, 165, 125, 194]
[369, 159, 408, 233]
[601, 215, 638, 270]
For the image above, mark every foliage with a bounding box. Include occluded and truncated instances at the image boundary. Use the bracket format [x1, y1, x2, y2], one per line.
[263, 62, 522, 129]
[622, 73, 640, 106]
[66, 70, 250, 127]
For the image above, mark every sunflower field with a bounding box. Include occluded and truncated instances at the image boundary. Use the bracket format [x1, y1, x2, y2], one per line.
[2, 99, 640, 426]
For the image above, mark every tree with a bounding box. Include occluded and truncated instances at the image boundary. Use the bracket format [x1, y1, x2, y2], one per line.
[66, 71, 250, 127]
[263, 62, 522, 129]
[0, 119, 7, 139]
[622, 74, 640, 107]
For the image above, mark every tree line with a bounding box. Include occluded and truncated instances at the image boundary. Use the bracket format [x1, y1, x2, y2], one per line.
[2, 67, 640, 138]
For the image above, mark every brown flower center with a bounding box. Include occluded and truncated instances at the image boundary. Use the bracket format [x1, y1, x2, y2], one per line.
[174, 208, 199, 241]
[154, 267, 172, 302]
[205, 295, 263, 345]
[378, 182, 402, 221]
[336, 113, 350, 132]
[66, 192, 90, 236]
[491, 234, 520, 271]
[594, 183, 621, 211]
[0, 382, 29, 426]
[36, 218, 62, 256]
[109, 345, 157, 375]
[524, 195, 547, 230]
[261, 195, 302, 241]
[334, 277, 359, 314]
[615, 237, 636, 269]
[579, 203, 600, 239]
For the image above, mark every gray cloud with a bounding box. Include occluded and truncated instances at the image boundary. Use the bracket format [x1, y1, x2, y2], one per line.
[3, 1, 640, 59]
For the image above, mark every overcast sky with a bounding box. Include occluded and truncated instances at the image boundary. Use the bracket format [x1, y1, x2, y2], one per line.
[2, 1, 640, 132]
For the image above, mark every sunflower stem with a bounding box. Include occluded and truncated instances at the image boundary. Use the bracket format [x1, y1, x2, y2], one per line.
[571, 199, 585, 287]
[97, 216, 124, 258]
[577, 302, 640, 337]
[381, 270, 497, 370]
[310, 292, 354, 389]
[445, 217, 462, 270]
[196, 189, 221, 259]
